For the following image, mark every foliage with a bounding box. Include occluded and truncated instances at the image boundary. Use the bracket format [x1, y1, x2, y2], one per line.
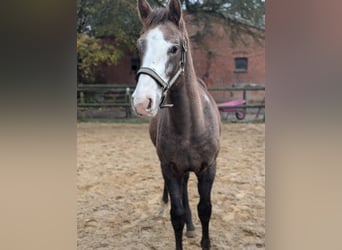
[77, 0, 141, 83]
[77, 33, 122, 83]
[77, 0, 141, 51]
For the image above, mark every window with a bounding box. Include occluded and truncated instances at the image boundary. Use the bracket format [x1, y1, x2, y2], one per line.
[234, 57, 248, 72]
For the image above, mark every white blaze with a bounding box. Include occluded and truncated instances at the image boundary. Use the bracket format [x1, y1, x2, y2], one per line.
[132, 27, 172, 117]
[143, 27, 171, 80]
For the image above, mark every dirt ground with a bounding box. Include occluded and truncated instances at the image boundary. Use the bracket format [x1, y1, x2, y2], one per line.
[77, 122, 265, 250]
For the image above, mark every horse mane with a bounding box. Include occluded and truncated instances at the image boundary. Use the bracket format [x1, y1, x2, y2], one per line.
[143, 7, 187, 34]
[145, 8, 169, 27]
[197, 78, 208, 89]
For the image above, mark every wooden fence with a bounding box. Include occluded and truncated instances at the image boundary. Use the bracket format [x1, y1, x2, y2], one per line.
[77, 84, 265, 120]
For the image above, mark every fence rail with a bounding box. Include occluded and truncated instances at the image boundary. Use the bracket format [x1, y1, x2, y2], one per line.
[77, 84, 136, 91]
[77, 84, 265, 120]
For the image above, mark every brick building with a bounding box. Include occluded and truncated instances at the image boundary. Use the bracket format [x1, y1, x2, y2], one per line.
[98, 13, 265, 102]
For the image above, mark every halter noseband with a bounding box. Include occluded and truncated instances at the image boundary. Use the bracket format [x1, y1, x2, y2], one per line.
[136, 41, 187, 108]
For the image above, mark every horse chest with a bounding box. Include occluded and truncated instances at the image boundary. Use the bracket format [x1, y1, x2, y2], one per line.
[156, 133, 216, 173]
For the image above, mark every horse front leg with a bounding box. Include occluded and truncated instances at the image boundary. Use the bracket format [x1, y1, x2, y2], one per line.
[162, 165, 185, 250]
[183, 172, 195, 237]
[197, 162, 216, 250]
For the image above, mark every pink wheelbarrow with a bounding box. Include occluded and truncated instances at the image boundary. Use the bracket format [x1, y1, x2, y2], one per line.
[217, 99, 246, 120]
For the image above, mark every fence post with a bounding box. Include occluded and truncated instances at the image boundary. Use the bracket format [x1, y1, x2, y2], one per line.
[242, 89, 247, 115]
[242, 89, 247, 101]
[80, 91, 84, 104]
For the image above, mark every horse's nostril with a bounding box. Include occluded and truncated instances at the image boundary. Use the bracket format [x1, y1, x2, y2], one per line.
[133, 98, 152, 116]
[147, 98, 152, 109]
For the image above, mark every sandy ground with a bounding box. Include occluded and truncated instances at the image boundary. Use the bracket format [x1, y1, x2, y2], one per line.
[77, 123, 265, 250]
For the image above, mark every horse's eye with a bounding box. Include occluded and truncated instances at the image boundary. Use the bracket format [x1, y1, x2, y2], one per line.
[169, 46, 178, 54]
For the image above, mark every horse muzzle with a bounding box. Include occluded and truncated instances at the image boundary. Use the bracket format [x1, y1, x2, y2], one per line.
[131, 95, 158, 117]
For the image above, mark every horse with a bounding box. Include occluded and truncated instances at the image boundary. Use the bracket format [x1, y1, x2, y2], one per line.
[131, 0, 221, 249]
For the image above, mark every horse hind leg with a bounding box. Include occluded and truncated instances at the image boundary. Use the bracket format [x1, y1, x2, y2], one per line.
[159, 181, 168, 217]
[162, 181, 169, 204]
[197, 162, 216, 250]
[183, 172, 196, 238]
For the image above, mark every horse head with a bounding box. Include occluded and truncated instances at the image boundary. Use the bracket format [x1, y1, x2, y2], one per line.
[132, 0, 186, 117]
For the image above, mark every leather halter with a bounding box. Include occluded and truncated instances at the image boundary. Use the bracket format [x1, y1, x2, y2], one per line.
[136, 41, 187, 108]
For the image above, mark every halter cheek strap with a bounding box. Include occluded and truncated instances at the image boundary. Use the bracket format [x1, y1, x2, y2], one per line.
[136, 41, 187, 108]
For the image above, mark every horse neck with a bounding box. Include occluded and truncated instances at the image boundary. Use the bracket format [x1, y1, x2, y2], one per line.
[166, 41, 205, 134]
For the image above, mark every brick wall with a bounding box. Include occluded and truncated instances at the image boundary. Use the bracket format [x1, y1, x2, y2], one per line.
[184, 14, 265, 102]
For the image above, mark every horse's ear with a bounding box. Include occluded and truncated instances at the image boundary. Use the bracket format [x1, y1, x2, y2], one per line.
[137, 0, 152, 25]
[168, 0, 182, 26]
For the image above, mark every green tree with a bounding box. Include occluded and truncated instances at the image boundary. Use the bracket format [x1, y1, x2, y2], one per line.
[77, 0, 141, 50]
[77, 34, 122, 83]
[77, 0, 141, 83]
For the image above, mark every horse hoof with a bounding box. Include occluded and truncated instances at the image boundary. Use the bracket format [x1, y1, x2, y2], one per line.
[186, 230, 196, 238]
[201, 239, 210, 250]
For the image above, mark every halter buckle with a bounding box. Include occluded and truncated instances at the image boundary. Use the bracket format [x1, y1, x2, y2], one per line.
[159, 94, 174, 108]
